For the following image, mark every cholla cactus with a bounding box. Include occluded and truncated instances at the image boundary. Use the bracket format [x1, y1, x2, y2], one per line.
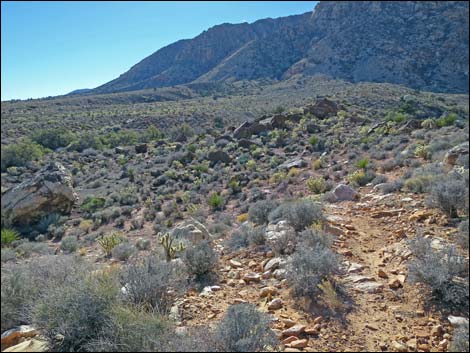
[98, 232, 122, 258]
[158, 232, 186, 262]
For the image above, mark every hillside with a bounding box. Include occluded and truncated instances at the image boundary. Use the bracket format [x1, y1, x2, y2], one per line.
[93, 1, 469, 95]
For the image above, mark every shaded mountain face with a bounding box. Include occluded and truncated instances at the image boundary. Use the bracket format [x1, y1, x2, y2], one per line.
[93, 1, 469, 95]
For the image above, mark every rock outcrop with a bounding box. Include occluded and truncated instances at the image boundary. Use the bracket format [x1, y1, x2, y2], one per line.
[1, 162, 78, 226]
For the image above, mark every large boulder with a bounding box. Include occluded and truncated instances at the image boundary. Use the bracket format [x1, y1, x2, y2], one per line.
[233, 121, 267, 139]
[171, 219, 212, 245]
[331, 184, 360, 202]
[208, 150, 232, 164]
[444, 142, 469, 166]
[1, 162, 78, 226]
[304, 98, 338, 119]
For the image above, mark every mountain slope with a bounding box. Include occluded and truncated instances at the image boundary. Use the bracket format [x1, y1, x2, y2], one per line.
[93, 1, 469, 94]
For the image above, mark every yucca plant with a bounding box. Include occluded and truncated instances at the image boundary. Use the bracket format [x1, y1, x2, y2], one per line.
[355, 158, 369, 170]
[1, 228, 20, 248]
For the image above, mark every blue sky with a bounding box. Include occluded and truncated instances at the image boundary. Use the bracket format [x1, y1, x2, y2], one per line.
[1, 1, 317, 101]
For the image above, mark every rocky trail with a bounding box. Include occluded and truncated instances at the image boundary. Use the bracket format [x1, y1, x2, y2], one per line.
[175, 187, 458, 352]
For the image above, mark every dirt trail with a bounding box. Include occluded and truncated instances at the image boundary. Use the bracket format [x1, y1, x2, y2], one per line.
[179, 189, 453, 352]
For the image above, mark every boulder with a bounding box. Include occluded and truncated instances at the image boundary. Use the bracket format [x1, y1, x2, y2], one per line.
[3, 339, 47, 352]
[331, 184, 360, 202]
[443, 142, 469, 166]
[1, 326, 37, 351]
[278, 158, 306, 170]
[238, 139, 260, 149]
[233, 121, 267, 139]
[135, 143, 148, 153]
[1, 163, 78, 226]
[304, 98, 338, 119]
[171, 218, 212, 245]
[208, 150, 232, 164]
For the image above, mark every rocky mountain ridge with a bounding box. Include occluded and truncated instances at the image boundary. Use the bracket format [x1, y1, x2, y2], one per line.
[92, 1, 469, 95]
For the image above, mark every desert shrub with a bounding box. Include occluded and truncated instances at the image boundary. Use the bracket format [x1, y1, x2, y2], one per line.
[1, 228, 20, 247]
[215, 303, 278, 352]
[31, 128, 75, 150]
[101, 130, 138, 148]
[268, 199, 323, 232]
[120, 256, 187, 314]
[88, 305, 173, 352]
[248, 199, 279, 225]
[403, 162, 446, 193]
[371, 174, 388, 186]
[81, 196, 106, 214]
[429, 171, 469, 218]
[226, 224, 266, 250]
[287, 229, 339, 300]
[457, 220, 469, 250]
[1, 139, 45, 171]
[307, 176, 327, 194]
[236, 213, 249, 223]
[60, 236, 78, 253]
[1, 256, 92, 332]
[35, 213, 62, 235]
[15, 241, 52, 258]
[30, 265, 120, 352]
[130, 217, 143, 230]
[183, 240, 218, 283]
[318, 279, 346, 314]
[449, 323, 469, 352]
[135, 238, 151, 251]
[208, 192, 224, 211]
[169, 123, 194, 142]
[68, 132, 103, 152]
[112, 242, 136, 261]
[436, 113, 457, 128]
[1, 248, 16, 263]
[347, 169, 375, 186]
[408, 236, 469, 312]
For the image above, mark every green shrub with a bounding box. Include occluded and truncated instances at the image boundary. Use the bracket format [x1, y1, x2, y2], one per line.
[208, 192, 224, 211]
[68, 132, 103, 152]
[32, 128, 75, 150]
[1, 228, 20, 247]
[355, 158, 369, 170]
[1, 139, 45, 171]
[307, 177, 327, 194]
[81, 196, 106, 214]
[436, 113, 457, 128]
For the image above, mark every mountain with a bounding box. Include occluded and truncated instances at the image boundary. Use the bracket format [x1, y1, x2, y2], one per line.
[67, 88, 92, 95]
[92, 1, 469, 95]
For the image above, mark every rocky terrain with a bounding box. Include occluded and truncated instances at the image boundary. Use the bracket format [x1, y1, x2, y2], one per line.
[1, 1, 469, 352]
[91, 1, 469, 94]
[1, 76, 469, 352]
